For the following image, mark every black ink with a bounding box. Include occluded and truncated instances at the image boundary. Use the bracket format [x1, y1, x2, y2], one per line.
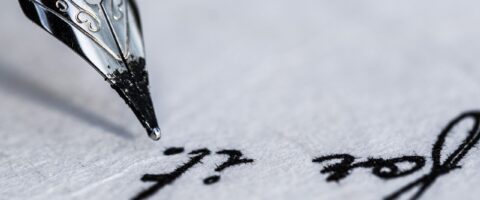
[369, 156, 425, 179]
[164, 147, 185, 156]
[203, 149, 254, 185]
[203, 175, 221, 185]
[312, 154, 355, 181]
[313, 154, 425, 182]
[132, 149, 210, 200]
[133, 148, 255, 199]
[385, 111, 480, 200]
[313, 111, 480, 200]
[214, 150, 255, 172]
[202, 149, 255, 185]
[110, 57, 160, 137]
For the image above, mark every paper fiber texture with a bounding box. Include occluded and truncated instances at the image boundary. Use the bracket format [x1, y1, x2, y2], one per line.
[1, 0, 480, 200]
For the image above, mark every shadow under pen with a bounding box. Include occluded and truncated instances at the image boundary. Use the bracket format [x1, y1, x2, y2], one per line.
[0, 63, 134, 139]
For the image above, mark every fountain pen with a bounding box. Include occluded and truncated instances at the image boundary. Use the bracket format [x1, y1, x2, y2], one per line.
[18, 0, 161, 140]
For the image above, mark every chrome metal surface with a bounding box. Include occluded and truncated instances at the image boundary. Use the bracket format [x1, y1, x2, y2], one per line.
[19, 0, 161, 140]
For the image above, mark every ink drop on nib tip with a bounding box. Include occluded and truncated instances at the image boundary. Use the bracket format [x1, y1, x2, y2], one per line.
[149, 127, 162, 141]
[19, 0, 163, 140]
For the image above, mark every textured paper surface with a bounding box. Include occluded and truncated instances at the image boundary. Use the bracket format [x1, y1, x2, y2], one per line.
[2, 1, 480, 199]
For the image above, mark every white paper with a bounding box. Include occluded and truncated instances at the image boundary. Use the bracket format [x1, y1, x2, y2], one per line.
[2, 0, 480, 199]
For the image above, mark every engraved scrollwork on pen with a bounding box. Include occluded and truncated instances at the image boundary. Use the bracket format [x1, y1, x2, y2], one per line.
[68, 0, 101, 32]
[28, 0, 129, 61]
[55, 0, 69, 12]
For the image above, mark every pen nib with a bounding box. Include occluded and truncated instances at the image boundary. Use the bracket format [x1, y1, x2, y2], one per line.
[110, 58, 161, 140]
[19, 0, 162, 140]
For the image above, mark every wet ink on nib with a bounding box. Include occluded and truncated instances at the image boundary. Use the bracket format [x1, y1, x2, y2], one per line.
[18, 0, 162, 140]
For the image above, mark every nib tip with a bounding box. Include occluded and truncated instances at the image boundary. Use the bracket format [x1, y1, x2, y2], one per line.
[148, 127, 162, 141]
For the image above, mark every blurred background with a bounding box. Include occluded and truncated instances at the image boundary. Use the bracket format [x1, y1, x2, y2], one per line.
[2, 0, 480, 199]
